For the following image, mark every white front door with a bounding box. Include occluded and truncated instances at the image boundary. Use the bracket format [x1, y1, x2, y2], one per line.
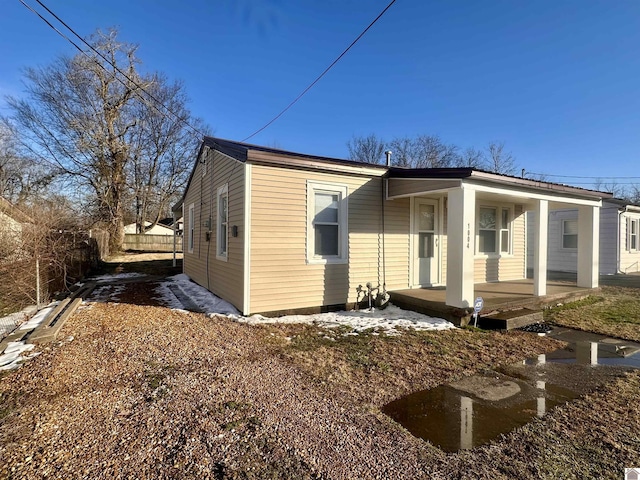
[414, 199, 440, 286]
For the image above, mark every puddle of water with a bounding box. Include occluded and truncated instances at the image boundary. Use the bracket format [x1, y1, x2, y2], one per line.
[383, 374, 579, 453]
[525, 341, 640, 368]
[383, 330, 640, 453]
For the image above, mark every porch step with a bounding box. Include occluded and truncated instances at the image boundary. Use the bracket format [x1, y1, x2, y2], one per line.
[479, 308, 543, 330]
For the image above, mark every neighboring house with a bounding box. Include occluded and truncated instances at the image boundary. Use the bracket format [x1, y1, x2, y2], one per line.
[0, 197, 31, 261]
[527, 198, 640, 275]
[123, 221, 174, 236]
[174, 137, 610, 317]
[159, 216, 184, 235]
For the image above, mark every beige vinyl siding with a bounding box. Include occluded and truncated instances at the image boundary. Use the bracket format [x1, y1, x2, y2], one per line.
[474, 208, 526, 283]
[387, 178, 460, 198]
[598, 203, 619, 275]
[441, 200, 448, 282]
[183, 148, 245, 311]
[249, 165, 409, 314]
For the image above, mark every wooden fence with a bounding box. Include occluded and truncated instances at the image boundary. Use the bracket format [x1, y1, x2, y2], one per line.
[123, 233, 183, 253]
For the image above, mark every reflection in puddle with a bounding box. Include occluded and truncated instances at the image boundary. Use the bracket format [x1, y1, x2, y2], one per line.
[383, 374, 578, 453]
[383, 335, 640, 453]
[535, 340, 640, 368]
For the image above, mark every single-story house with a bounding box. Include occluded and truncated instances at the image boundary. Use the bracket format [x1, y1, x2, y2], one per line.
[159, 217, 184, 234]
[527, 198, 640, 275]
[173, 137, 610, 318]
[124, 221, 174, 235]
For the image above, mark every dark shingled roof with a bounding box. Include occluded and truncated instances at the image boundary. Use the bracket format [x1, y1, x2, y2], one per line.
[203, 137, 388, 170]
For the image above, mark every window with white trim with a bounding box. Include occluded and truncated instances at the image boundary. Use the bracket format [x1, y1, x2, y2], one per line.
[628, 218, 639, 251]
[478, 207, 497, 254]
[562, 219, 578, 249]
[500, 208, 510, 253]
[477, 205, 512, 255]
[307, 181, 348, 264]
[188, 203, 195, 253]
[217, 184, 228, 260]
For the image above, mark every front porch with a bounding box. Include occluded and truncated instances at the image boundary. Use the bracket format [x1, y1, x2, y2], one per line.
[390, 278, 597, 328]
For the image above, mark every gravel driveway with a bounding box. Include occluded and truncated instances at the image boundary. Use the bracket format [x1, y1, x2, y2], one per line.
[1, 272, 639, 479]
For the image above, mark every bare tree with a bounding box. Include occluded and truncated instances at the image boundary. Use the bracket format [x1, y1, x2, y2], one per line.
[3, 29, 205, 252]
[0, 195, 90, 312]
[0, 123, 53, 204]
[413, 135, 458, 168]
[387, 135, 460, 168]
[387, 137, 415, 167]
[627, 184, 640, 204]
[347, 134, 385, 164]
[128, 75, 206, 233]
[456, 147, 485, 168]
[486, 142, 517, 175]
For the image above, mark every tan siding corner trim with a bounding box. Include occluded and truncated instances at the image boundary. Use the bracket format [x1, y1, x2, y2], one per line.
[243, 163, 252, 315]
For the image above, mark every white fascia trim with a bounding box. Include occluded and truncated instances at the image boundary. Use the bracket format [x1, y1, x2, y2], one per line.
[464, 181, 603, 207]
[243, 163, 252, 315]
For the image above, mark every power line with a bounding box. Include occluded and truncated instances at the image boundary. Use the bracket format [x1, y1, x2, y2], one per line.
[20, 0, 206, 140]
[242, 0, 398, 142]
[526, 171, 640, 180]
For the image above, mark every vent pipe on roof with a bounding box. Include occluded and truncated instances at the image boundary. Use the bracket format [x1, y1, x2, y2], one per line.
[385, 150, 392, 167]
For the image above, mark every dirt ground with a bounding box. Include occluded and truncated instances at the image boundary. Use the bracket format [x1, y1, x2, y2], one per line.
[1, 263, 639, 479]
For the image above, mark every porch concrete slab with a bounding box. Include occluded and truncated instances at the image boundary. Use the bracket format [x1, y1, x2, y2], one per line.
[389, 279, 596, 326]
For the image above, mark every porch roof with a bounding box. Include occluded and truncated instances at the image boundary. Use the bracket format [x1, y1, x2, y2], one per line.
[386, 167, 611, 207]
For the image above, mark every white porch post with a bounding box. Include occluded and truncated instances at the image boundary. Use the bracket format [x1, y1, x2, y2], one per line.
[577, 204, 599, 288]
[533, 199, 548, 296]
[446, 187, 475, 308]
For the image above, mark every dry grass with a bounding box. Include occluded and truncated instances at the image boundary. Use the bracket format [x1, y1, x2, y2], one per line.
[258, 322, 564, 406]
[546, 286, 640, 342]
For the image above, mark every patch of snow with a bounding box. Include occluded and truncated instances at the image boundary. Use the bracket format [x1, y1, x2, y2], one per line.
[88, 285, 125, 302]
[18, 304, 57, 331]
[156, 274, 240, 315]
[157, 274, 454, 335]
[0, 341, 37, 371]
[0, 305, 38, 337]
[234, 305, 454, 334]
[90, 272, 146, 283]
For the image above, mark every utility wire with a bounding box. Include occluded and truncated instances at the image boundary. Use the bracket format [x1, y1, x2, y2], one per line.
[242, 0, 398, 142]
[526, 171, 640, 180]
[21, 0, 206, 140]
[18, 0, 86, 54]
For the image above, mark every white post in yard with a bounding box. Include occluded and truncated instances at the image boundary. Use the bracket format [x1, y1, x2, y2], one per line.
[35, 256, 41, 310]
[533, 199, 548, 297]
[577, 204, 599, 288]
[172, 216, 177, 268]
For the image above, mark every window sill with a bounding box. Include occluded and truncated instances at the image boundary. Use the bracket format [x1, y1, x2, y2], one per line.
[475, 253, 514, 259]
[216, 254, 228, 262]
[306, 257, 348, 265]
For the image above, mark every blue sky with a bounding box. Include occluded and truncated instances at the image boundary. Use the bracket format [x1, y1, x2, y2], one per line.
[2, 0, 640, 186]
